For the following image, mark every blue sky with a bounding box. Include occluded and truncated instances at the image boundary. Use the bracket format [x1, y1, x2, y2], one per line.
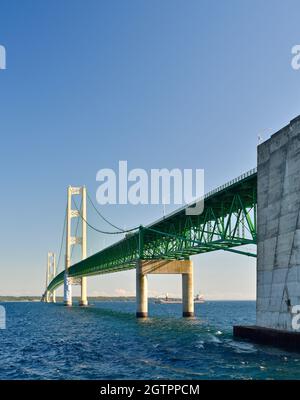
[1, 0, 300, 298]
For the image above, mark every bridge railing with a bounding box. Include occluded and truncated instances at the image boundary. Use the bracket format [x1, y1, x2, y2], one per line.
[204, 167, 257, 200]
[147, 167, 257, 227]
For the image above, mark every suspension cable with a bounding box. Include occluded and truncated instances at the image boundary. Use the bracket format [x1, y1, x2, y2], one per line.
[86, 191, 139, 233]
[56, 206, 67, 273]
[87, 191, 124, 231]
[72, 198, 139, 235]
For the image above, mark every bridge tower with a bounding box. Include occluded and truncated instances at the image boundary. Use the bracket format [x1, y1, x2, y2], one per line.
[64, 186, 88, 307]
[45, 252, 56, 303]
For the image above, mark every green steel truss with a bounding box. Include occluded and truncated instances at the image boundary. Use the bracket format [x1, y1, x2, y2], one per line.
[48, 169, 257, 292]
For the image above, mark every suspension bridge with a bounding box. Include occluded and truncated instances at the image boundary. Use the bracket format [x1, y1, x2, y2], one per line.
[42, 115, 300, 349]
[43, 167, 257, 318]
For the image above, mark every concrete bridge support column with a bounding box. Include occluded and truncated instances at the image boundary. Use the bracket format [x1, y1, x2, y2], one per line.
[136, 259, 194, 318]
[46, 291, 50, 303]
[80, 277, 88, 306]
[64, 272, 72, 306]
[136, 260, 148, 318]
[182, 270, 194, 318]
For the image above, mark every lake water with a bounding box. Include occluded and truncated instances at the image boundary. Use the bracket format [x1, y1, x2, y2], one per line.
[0, 300, 300, 380]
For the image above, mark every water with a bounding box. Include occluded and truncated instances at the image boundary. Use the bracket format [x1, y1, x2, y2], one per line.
[0, 300, 300, 380]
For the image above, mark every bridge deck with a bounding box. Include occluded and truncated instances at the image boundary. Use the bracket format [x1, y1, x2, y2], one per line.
[48, 168, 257, 292]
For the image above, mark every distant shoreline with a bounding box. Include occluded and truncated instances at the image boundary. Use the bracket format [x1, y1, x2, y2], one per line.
[0, 296, 135, 302]
[0, 296, 256, 302]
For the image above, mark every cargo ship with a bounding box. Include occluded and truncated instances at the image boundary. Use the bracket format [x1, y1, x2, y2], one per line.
[155, 293, 205, 304]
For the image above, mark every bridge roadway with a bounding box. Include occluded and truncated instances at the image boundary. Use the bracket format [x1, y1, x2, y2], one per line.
[47, 168, 257, 293]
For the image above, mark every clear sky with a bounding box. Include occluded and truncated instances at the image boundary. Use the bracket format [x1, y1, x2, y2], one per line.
[1, 0, 300, 299]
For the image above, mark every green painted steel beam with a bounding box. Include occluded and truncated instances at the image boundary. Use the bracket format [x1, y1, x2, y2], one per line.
[223, 248, 257, 258]
[47, 169, 257, 292]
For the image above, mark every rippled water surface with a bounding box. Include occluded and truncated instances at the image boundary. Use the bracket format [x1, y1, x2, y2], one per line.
[1, 301, 300, 379]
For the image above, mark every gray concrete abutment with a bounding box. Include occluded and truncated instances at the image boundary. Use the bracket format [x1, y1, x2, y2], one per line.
[234, 115, 300, 349]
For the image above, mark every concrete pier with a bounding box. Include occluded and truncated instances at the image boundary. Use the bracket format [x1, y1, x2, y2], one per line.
[46, 291, 50, 303]
[136, 259, 194, 318]
[64, 272, 72, 306]
[136, 261, 148, 318]
[182, 272, 194, 317]
[234, 115, 300, 347]
[234, 325, 300, 350]
[79, 277, 88, 306]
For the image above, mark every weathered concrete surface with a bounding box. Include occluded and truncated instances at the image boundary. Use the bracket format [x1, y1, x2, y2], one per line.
[256, 115, 300, 331]
[234, 325, 300, 350]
